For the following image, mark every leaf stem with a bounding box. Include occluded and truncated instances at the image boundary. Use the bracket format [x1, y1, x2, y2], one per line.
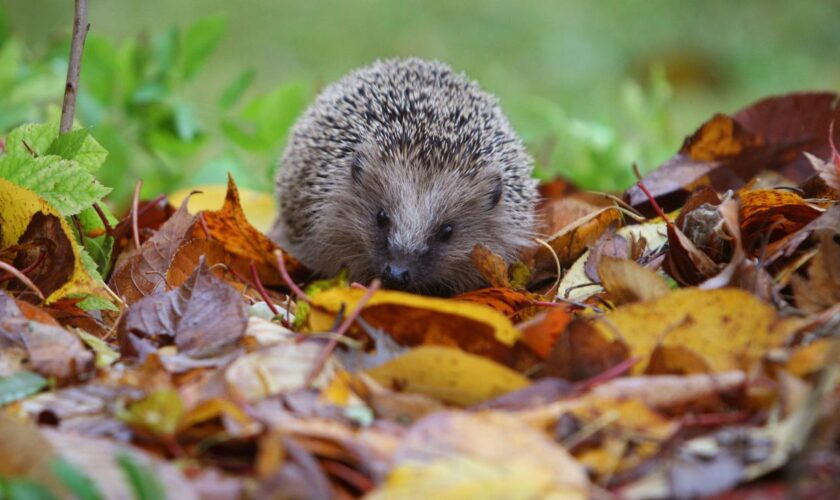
[0, 261, 45, 301]
[59, 0, 89, 134]
[249, 260, 280, 317]
[131, 180, 142, 249]
[273, 249, 310, 303]
[304, 279, 380, 387]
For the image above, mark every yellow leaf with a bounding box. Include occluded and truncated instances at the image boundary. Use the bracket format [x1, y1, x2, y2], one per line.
[592, 288, 783, 374]
[311, 287, 520, 347]
[169, 183, 277, 233]
[364, 346, 529, 406]
[0, 179, 107, 304]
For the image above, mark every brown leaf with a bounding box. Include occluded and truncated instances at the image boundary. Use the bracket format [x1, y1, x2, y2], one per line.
[663, 221, 720, 286]
[739, 189, 822, 250]
[517, 307, 574, 360]
[8, 212, 74, 300]
[109, 199, 197, 304]
[194, 175, 308, 285]
[791, 230, 840, 313]
[626, 92, 840, 213]
[119, 257, 247, 360]
[545, 318, 631, 381]
[597, 255, 671, 305]
[535, 206, 623, 270]
[584, 223, 628, 282]
[470, 244, 510, 288]
[0, 291, 94, 383]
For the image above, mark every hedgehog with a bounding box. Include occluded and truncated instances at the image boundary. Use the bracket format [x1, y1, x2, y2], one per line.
[270, 58, 538, 295]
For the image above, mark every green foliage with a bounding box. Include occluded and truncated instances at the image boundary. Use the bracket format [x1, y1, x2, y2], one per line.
[0, 371, 47, 406]
[116, 453, 166, 500]
[519, 65, 677, 191]
[0, 477, 57, 500]
[50, 460, 103, 500]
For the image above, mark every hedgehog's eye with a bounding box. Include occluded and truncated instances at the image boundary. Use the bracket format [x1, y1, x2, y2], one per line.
[376, 209, 389, 228]
[438, 223, 454, 242]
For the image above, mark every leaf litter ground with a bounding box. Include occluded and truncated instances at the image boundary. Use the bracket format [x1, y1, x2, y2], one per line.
[1, 91, 840, 498]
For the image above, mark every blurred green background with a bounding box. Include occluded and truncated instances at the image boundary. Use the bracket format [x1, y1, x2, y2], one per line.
[1, 0, 838, 207]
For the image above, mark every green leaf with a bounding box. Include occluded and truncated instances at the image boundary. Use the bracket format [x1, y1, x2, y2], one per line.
[5, 122, 57, 157]
[0, 371, 47, 406]
[180, 16, 226, 81]
[118, 389, 184, 437]
[74, 295, 119, 313]
[51, 459, 103, 500]
[46, 129, 108, 173]
[116, 453, 165, 500]
[0, 477, 58, 500]
[218, 67, 255, 110]
[76, 207, 115, 277]
[173, 102, 200, 141]
[77, 330, 120, 367]
[0, 155, 110, 216]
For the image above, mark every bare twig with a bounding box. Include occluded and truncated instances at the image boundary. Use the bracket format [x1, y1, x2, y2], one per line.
[91, 202, 114, 235]
[249, 261, 281, 317]
[131, 180, 142, 249]
[59, 0, 90, 134]
[304, 279, 381, 387]
[0, 261, 45, 301]
[274, 249, 310, 302]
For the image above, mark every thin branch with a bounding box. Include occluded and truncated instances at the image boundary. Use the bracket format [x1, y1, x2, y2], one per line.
[0, 261, 45, 301]
[131, 180, 142, 249]
[274, 249, 311, 302]
[91, 202, 114, 235]
[304, 279, 381, 387]
[59, 0, 90, 134]
[249, 261, 280, 317]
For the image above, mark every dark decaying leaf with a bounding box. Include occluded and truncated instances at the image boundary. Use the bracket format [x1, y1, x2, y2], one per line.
[7, 212, 74, 300]
[109, 200, 197, 304]
[118, 257, 247, 360]
[790, 230, 840, 313]
[626, 92, 840, 214]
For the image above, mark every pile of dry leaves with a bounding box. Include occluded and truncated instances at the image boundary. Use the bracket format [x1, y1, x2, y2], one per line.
[1, 91, 839, 498]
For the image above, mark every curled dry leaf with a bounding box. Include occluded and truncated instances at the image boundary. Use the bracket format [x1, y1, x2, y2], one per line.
[626, 92, 840, 213]
[738, 188, 822, 250]
[109, 197, 197, 304]
[790, 230, 840, 313]
[535, 206, 624, 270]
[364, 345, 530, 406]
[470, 244, 510, 288]
[597, 255, 671, 305]
[0, 179, 107, 304]
[191, 175, 308, 286]
[118, 257, 247, 361]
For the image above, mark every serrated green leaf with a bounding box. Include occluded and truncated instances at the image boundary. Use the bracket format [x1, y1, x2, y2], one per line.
[46, 129, 108, 173]
[0, 155, 110, 216]
[117, 453, 165, 500]
[51, 459, 103, 500]
[5, 122, 57, 156]
[0, 371, 47, 406]
[181, 16, 226, 81]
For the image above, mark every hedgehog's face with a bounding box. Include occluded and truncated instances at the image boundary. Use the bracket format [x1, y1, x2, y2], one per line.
[338, 144, 510, 295]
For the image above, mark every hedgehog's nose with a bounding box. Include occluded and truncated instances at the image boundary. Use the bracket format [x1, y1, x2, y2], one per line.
[383, 264, 411, 289]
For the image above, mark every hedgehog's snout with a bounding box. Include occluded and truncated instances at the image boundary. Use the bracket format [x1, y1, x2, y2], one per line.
[382, 263, 412, 289]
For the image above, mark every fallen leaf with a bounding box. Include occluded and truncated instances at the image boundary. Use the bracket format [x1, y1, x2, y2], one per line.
[170, 183, 277, 233]
[597, 255, 671, 305]
[0, 179, 107, 304]
[790, 230, 840, 313]
[365, 346, 530, 406]
[739, 189, 822, 249]
[109, 198, 197, 304]
[372, 411, 588, 498]
[517, 306, 574, 359]
[310, 287, 534, 369]
[470, 244, 510, 288]
[118, 257, 247, 360]
[535, 206, 624, 270]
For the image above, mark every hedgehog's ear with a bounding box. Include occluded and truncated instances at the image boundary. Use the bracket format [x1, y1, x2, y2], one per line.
[487, 175, 503, 209]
